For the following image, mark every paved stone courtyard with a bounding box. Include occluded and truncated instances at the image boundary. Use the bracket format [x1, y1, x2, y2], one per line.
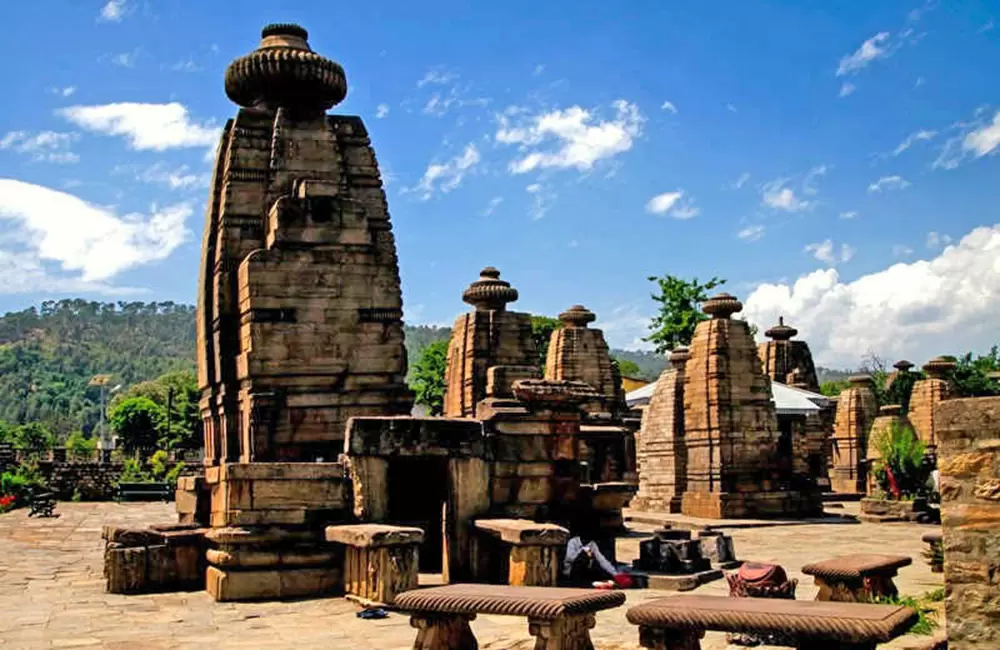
[0, 502, 943, 649]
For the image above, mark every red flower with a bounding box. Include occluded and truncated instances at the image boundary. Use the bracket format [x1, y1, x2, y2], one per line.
[0, 495, 15, 509]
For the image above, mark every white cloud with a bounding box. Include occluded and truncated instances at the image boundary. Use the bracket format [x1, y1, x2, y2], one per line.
[980, 19, 995, 34]
[496, 100, 644, 174]
[661, 101, 678, 114]
[732, 172, 751, 189]
[892, 244, 915, 257]
[0, 179, 191, 282]
[805, 239, 855, 266]
[0, 131, 79, 163]
[568, 239, 579, 248]
[926, 231, 953, 249]
[744, 224, 1000, 368]
[110, 50, 139, 68]
[118, 162, 211, 190]
[375, 104, 390, 119]
[726, 103, 738, 113]
[411, 144, 480, 200]
[738, 225, 765, 242]
[481, 196, 503, 216]
[58, 102, 221, 151]
[422, 87, 489, 118]
[526, 183, 556, 220]
[417, 69, 457, 87]
[50, 86, 76, 98]
[892, 129, 936, 156]
[99, 0, 129, 22]
[596, 302, 653, 351]
[533, 64, 546, 77]
[837, 32, 891, 76]
[867, 175, 910, 193]
[645, 190, 698, 219]
[0, 251, 142, 296]
[915, 77, 926, 88]
[934, 109, 1000, 169]
[839, 83, 856, 97]
[761, 178, 813, 212]
[802, 165, 827, 195]
[167, 59, 201, 73]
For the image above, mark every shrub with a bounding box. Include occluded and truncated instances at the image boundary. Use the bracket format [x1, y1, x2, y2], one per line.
[0, 462, 48, 509]
[871, 421, 931, 500]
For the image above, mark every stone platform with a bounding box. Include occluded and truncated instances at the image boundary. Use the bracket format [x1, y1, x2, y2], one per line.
[0, 501, 942, 649]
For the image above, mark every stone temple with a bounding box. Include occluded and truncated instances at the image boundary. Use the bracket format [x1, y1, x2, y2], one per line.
[105, 24, 635, 602]
[196, 23, 412, 465]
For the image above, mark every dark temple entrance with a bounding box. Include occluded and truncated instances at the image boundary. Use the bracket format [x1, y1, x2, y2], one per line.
[386, 456, 450, 573]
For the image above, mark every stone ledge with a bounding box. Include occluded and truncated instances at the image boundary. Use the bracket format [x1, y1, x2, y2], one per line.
[473, 518, 569, 546]
[324, 523, 424, 547]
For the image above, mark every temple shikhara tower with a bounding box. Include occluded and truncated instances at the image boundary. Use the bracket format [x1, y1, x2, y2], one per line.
[196, 24, 412, 464]
[757, 317, 820, 391]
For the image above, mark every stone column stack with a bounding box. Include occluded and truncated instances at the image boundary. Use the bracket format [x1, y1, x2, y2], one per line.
[757, 317, 820, 391]
[443, 268, 539, 418]
[631, 347, 690, 513]
[196, 23, 412, 464]
[909, 356, 956, 460]
[936, 396, 1000, 649]
[680, 293, 821, 518]
[830, 374, 878, 494]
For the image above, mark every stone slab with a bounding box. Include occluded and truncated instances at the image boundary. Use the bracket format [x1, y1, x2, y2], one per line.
[324, 523, 424, 547]
[205, 565, 341, 601]
[473, 518, 569, 546]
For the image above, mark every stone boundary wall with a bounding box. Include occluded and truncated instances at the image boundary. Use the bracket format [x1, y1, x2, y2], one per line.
[25, 461, 187, 501]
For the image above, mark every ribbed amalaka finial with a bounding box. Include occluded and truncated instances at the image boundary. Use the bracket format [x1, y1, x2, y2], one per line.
[225, 23, 347, 113]
[462, 267, 519, 311]
[702, 293, 743, 319]
[765, 315, 798, 341]
[558, 305, 596, 328]
[922, 356, 957, 379]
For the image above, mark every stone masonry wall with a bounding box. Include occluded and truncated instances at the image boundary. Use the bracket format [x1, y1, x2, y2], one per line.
[936, 396, 1000, 649]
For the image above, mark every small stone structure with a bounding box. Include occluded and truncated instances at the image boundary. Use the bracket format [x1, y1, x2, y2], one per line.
[632, 527, 732, 591]
[801, 554, 912, 602]
[443, 267, 538, 418]
[632, 347, 689, 513]
[757, 317, 820, 391]
[325, 524, 422, 606]
[681, 293, 821, 518]
[471, 519, 569, 587]
[936, 396, 1000, 649]
[908, 356, 956, 461]
[830, 375, 878, 494]
[545, 305, 635, 483]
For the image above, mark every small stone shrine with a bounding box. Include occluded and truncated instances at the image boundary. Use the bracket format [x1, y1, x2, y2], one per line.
[544, 304, 635, 483]
[442, 267, 538, 418]
[757, 317, 820, 391]
[631, 347, 690, 513]
[632, 526, 738, 591]
[908, 355, 956, 461]
[680, 293, 822, 518]
[830, 374, 878, 494]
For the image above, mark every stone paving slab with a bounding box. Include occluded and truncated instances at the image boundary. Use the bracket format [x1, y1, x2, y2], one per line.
[0, 502, 943, 649]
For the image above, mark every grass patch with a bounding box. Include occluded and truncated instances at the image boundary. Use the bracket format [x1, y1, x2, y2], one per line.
[873, 592, 941, 635]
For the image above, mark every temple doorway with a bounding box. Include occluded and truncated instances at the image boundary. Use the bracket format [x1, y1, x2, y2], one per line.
[386, 456, 450, 573]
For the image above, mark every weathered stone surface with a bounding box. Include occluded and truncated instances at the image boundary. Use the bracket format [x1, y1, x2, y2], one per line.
[680, 294, 820, 518]
[473, 519, 569, 545]
[196, 24, 413, 466]
[324, 523, 424, 547]
[443, 268, 538, 418]
[831, 375, 878, 494]
[936, 396, 1000, 649]
[757, 317, 820, 392]
[909, 357, 956, 456]
[205, 565, 341, 601]
[633, 347, 689, 513]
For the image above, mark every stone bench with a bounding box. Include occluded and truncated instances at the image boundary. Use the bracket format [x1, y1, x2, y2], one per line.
[801, 554, 912, 602]
[325, 524, 423, 607]
[471, 519, 568, 587]
[920, 532, 943, 573]
[394, 583, 625, 650]
[626, 594, 917, 650]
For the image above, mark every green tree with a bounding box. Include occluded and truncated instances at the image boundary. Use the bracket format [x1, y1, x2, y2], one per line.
[411, 340, 449, 416]
[644, 275, 726, 354]
[65, 430, 96, 460]
[950, 348, 1000, 397]
[11, 422, 55, 452]
[530, 315, 563, 370]
[820, 380, 851, 397]
[109, 397, 165, 457]
[613, 357, 642, 378]
[110, 370, 200, 450]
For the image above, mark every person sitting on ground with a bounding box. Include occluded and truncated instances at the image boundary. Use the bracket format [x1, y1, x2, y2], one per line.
[561, 535, 628, 588]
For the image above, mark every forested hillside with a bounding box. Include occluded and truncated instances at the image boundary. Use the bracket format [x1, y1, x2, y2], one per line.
[0, 301, 672, 437]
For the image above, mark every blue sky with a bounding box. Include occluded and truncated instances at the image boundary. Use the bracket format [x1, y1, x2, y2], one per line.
[1, 1, 999, 368]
